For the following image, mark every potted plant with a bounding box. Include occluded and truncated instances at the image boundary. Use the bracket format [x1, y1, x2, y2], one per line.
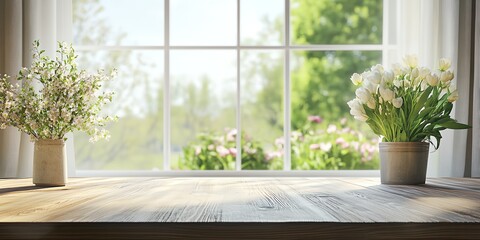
[348, 55, 470, 184]
[0, 40, 116, 186]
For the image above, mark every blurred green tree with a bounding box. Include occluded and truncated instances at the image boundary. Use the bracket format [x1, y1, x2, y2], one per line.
[290, 0, 383, 129]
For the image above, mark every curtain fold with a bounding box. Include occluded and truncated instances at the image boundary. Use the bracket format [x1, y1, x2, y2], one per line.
[398, 0, 479, 177]
[0, 0, 22, 178]
[0, 0, 74, 178]
[451, 0, 478, 177]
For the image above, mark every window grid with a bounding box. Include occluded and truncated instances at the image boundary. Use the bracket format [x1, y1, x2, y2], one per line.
[75, 0, 394, 174]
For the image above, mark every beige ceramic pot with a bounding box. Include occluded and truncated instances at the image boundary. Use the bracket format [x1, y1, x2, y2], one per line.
[379, 142, 429, 185]
[33, 139, 67, 187]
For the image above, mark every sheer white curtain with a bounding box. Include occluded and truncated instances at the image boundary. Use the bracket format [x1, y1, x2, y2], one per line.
[0, 0, 74, 178]
[397, 0, 479, 177]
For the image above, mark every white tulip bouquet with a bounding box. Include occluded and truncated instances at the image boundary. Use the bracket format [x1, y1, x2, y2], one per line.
[348, 55, 469, 149]
[0, 40, 116, 142]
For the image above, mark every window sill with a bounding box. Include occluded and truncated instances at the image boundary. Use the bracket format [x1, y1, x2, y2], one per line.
[74, 170, 380, 177]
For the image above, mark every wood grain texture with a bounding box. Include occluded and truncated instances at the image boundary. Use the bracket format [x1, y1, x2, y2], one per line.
[0, 177, 479, 239]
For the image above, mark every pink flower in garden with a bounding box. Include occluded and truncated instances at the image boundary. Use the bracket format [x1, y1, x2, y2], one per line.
[308, 115, 323, 124]
[228, 148, 237, 157]
[327, 124, 337, 134]
[309, 144, 320, 150]
[340, 118, 347, 125]
[341, 127, 351, 133]
[275, 137, 285, 147]
[367, 144, 377, 155]
[216, 146, 230, 157]
[335, 137, 349, 149]
[226, 128, 237, 142]
[265, 151, 283, 161]
[360, 143, 377, 162]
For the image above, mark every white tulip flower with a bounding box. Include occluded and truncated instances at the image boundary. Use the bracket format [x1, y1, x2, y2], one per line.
[382, 70, 394, 85]
[368, 71, 382, 85]
[361, 72, 370, 81]
[411, 68, 419, 79]
[448, 90, 459, 102]
[379, 87, 395, 102]
[439, 58, 451, 71]
[347, 98, 362, 110]
[371, 64, 384, 74]
[392, 63, 403, 76]
[355, 87, 372, 104]
[418, 67, 431, 78]
[350, 73, 363, 85]
[440, 71, 454, 83]
[449, 83, 457, 92]
[421, 81, 428, 91]
[392, 97, 403, 108]
[364, 81, 378, 94]
[426, 74, 439, 86]
[348, 99, 368, 121]
[354, 114, 368, 122]
[403, 54, 418, 68]
[393, 79, 402, 87]
[367, 98, 376, 109]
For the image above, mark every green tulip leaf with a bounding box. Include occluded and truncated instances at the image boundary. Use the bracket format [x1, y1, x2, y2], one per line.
[439, 120, 471, 129]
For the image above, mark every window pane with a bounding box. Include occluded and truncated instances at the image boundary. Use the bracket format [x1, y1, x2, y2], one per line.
[240, 50, 284, 170]
[73, 0, 164, 46]
[74, 50, 164, 170]
[290, 51, 381, 170]
[240, 0, 284, 46]
[290, 0, 383, 44]
[170, 0, 236, 46]
[170, 50, 236, 170]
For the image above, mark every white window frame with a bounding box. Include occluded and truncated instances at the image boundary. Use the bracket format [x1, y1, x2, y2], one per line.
[75, 0, 397, 177]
